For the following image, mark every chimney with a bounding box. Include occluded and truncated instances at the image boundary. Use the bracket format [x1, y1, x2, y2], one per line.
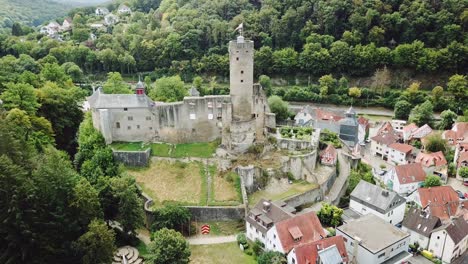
[263, 201, 271, 213]
[381, 190, 389, 197]
[352, 236, 362, 262]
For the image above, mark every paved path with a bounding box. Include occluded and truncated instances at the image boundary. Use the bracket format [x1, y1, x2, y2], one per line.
[305, 149, 351, 212]
[187, 235, 237, 245]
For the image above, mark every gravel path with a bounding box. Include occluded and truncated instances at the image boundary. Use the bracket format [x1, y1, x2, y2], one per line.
[187, 235, 237, 245]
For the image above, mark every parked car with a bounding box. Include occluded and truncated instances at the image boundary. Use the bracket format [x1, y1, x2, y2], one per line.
[464, 180, 468, 186]
[456, 190, 465, 200]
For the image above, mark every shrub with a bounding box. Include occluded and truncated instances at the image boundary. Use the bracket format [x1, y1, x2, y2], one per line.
[236, 233, 248, 247]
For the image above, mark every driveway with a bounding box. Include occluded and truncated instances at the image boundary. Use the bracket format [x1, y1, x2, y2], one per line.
[447, 177, 468, 193]
[407, 255, 434, 264]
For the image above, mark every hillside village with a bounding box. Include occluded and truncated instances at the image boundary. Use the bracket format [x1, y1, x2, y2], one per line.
[0, 1, 467, 264]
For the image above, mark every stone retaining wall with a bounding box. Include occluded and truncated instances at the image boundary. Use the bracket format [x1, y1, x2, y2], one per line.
[283, 187, 323, 208]
[113, 149, 151, 167]
[185, 206, 245, 222]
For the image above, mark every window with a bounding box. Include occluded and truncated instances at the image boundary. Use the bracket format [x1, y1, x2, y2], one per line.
[149, 127, 152, 130]
[128, 116, 133, 121]
[343, 237, 347, 242]
[241, 80, 244, 83]
[236, 57, 239, 61]
[241, 70, 244, 74]
[292, 258, 296, 264]
[124, 108, 128, 111]
[116, 122, 120, 128]
[146, 116, 151, 120]
[137, 125, 140, 129]
[378, 253, 385, 258]
[127, 126, 131, 130]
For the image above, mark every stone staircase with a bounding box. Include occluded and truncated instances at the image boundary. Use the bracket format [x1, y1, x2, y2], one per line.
[112, 246, 143, 264]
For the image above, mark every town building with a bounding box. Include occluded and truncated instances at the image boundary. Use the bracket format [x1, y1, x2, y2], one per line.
[455, 143, 468, 180]
[357, 116, 369, 145]
[287, 236, 349, 264]
[392, 120, 407, 131]
[428, 217, 468, 263]
[388, 143, 414, 165]
[117, 4, 132, 14]
[265, 211, 326, 254]
[443, 122, 468, 146]
[384, 163, 426, 195]
[349, 180, 406, 224]
[320, 144, 337, 166]
[95, 7, 110, 16]
[371, 121, 403, 159]
[88, 34, 276, 153]
[402, 207, 442, 249]
[294, 106, 364, 147]
[403, 123, 419, 142]
[410, 124, 433, 143]
[336, 214, 411, 264]
[410, 186, 463, 222]
[415, 151, 448, 183]
[246, 199, 295, 245]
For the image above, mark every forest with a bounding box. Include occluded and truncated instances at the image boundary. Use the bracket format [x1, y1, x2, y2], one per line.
[0, 0, 467, 263]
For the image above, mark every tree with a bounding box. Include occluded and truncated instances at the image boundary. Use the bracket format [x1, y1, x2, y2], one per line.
[424, 175, 442, 187]
[11, 22, 23, 36]
[257, 251, 287, 264]
[348, 87, 362, 104]
[259, 75, 272, 96]
[458, 167, 468, 178]
[147, 228, 190, 264]
[409, 101, 434, 127]
[71, 178, 102, 226]
[103, 72, 132, 94]
[394, 100, 412, 120]
[319, 74, 337, 94]
[370, 66, 391, 94]
[268, 96, 289, 121]
[447, 74, 467, 100]
[74, 219, 116, 264]
[432, 86, 444, 102]
[424, 133, 447, 153]
[1, 82, 40, 115]
[40, 63, 70, 84]
[438, 110, 458, 130]
[317, 203, 343, 227]
[149, 75, 186, 102]
[151, 205, 191, 232]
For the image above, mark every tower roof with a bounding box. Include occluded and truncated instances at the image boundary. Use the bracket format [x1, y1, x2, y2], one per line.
[136, 80, 145, 89]
[189, 86, 200, 97]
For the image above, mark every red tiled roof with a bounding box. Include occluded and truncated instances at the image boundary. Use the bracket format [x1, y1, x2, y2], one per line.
[443, 122, 468, 144]
[275, 211, 326, 253]
[357, 116, 369, 127]
[377, 121, 395, 135]
[389, 143, 413, 153]
[315, 109, 343, 122]
[411, 124, 433, 139]
[403, 123, 418, 133]
[418, 186, 460, 220]
[394, 163, 426, 184]
[293, 236, 349, 264]
[371, 133, 401, 146]
[320, 145, 337, 158]
[458, 151, 468, 167]
[415, 151, 447, 167]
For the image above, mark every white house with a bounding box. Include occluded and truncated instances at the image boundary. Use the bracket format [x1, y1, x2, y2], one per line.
[392, 120, 407, 131]
[401, 207, 442, 249]
[384, 163, 426, 195]
[371, 121, 402, 159]
[287, 235, 349, 264]
[403, 123, 419, 142]
[428, 217, 468, 263]
[349, 180, 406, 224]
[388, 143, 413, 165]
[336, 214, 411, 264]
[443, 122, 468, 146]
[104, 14, 119, 26]
[95, 7, 110, 16]
[294, 105, 314, 126]
[117, 4, 132, 14]
[265, 211, 325, 254]
[245, 199, 295, 245]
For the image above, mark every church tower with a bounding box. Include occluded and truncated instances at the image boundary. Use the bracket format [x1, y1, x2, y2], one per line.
[229, 35, 254, 121]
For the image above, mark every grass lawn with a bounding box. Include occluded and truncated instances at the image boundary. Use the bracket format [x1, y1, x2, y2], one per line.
[190, 242, 256, 264]
[248, 180, 319, 205]
[111, 142, 150, 151]
[209, 167, 242, 206]
[127, 160, 206, 206]
[359, 114, 393, 122]
[111, 141, 218, 158]
[191, 221, 245, 236]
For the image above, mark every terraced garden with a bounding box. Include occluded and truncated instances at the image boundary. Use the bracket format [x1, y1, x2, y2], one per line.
[111, 141, 219, 158]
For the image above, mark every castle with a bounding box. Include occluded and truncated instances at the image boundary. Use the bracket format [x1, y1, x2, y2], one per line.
[88, 35, 275, 153]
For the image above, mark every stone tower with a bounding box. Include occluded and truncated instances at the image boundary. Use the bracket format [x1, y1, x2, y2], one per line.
[229, 35, 254, 121]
